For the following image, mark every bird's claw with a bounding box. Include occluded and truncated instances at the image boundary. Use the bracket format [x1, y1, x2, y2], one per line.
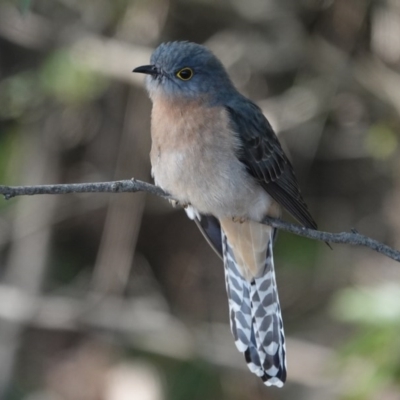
[232, 216, 246, 223]
[169, 199, 190, 209]
[169, 199, 179, 208]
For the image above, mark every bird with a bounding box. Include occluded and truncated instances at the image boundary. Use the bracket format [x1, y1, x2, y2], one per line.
[133, 41, 317, 388]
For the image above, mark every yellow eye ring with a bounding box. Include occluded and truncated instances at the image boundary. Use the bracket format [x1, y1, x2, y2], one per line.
[176, 67, 193, 81]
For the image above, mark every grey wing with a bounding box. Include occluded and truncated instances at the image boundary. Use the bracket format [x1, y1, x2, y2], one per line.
[222, 228, 286, 387]
[226, 100, 317, 230]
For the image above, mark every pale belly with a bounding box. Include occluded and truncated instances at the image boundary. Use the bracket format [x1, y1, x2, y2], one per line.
[149, 96, 273, 221]
[151, 145, 272, 222]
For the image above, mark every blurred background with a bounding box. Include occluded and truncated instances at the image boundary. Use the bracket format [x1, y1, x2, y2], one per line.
[0, 0, 400, 399]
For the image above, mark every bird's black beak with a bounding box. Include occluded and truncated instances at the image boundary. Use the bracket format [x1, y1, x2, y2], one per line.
[132, 64, 158, 75]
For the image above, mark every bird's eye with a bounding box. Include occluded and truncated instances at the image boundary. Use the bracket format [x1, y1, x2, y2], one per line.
[176, 67, 193, 81]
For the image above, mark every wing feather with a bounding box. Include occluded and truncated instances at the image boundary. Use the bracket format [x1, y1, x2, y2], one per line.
[226, 100, 317, 229]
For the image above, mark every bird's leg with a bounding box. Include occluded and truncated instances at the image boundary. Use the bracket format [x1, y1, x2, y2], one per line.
[232, 216, 246, 223]
[169, 199, 190, 209]
[169, 199, 179, 208]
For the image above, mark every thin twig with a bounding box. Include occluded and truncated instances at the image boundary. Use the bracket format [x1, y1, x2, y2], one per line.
[0, 179, 169, 200]
[1, 179, 399, 263]
[261, 216, 400, 262]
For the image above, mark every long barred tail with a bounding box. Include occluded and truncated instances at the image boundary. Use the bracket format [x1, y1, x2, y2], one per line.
[221, 228, 286, 387]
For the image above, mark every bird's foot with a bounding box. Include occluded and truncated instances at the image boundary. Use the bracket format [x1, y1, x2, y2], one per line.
[232, 216, 246, 223]
[169, 199, 190, 209]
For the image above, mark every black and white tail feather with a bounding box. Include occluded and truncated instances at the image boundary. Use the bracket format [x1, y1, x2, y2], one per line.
[222, 228, 286, 387]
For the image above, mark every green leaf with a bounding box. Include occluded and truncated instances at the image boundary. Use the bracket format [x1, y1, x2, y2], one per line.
[40, 50, 108, 104]
[365, 123, 398, 160]
[331, 284, 400, 325]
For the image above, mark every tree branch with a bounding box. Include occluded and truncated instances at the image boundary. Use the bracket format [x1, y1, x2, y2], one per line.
[1, 179, 399, 263]
[0, 179, 169, 200]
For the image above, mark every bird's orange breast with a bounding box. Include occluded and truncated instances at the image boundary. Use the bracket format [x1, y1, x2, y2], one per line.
[148, 93, 274, 222]
[150, 94, 233, 152]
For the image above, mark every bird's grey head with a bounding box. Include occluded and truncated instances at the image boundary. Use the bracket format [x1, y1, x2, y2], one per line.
[133, 41, 235, 103]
